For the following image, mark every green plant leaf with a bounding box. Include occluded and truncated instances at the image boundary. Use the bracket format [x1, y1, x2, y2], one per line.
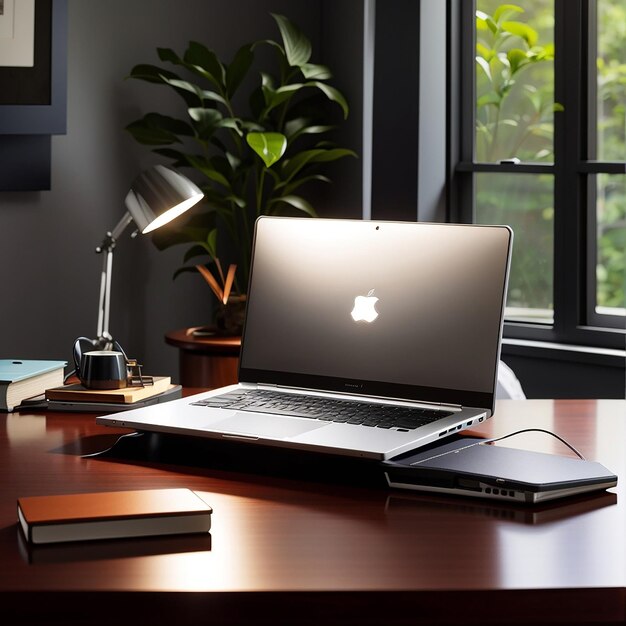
[275, 174, 331, 195]
[476, 11, 497, 34]
[502, 21, 538, 47]
[476, 43, 494, 62]
[271, 13, 312, 67]
[183, 244, 211, 263]
[269, 194, 317, 217]
[173, 265, 204, 280]
[475, 56, 492, 81]
[128, 64, 201, 107]
[246, 132, 288, 167]
[153, 147, 188, 166]
[128, 63, 179, 84]
[300, 63, 332, 80]
[188, 107, 223, 130]
[157, 47, 185, 65]
[188, 108, 242, 139]
[206, 229, 218, 256]
[281, 148, 356, 181]
[307, 81, 349, 118]
[151, 223, 213, 252]
[184, 154, 232, 189]
[287, 123, 336, 141]
[260, 72, 276, 105]
[184, 41, 226, 86]
[264, 83, 303, 113]
[125, 113, 194, 145]
[160, 76, 228, 106]
[226, 44, 254, 97]
[507, 48, 528, 73]
[477, 91, 502, 108]
[493, 4, 524, 23]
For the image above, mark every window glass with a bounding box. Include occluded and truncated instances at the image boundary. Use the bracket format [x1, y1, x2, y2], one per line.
[475, 173, 554, 322]
[475, 0, 556, 163]
[596, 0, 626, 161]
[596, 174, 626, 316]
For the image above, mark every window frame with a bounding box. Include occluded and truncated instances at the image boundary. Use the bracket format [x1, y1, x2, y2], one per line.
[450, 0, 626, 350]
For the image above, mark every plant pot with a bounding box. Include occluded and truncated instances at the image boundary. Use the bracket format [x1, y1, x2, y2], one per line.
[215, 295, 247, 336]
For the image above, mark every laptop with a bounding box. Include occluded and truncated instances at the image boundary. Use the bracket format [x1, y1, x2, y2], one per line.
[382, 436, 618, 503]
[97, 217, 513, 460]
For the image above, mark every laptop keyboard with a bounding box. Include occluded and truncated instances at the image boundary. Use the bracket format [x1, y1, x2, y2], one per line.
[191, 389, 453, 431]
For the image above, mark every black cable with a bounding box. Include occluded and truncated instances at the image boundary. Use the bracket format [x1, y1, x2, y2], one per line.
[481, 428, 585, 460]
[81, 431, 144, 458]
[411, 427, 586, 466]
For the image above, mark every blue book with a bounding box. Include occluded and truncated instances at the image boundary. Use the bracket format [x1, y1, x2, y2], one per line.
[0, 360, 66, 411]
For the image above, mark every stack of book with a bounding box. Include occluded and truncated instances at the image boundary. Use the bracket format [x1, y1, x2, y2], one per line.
[44, 376, 182, 412]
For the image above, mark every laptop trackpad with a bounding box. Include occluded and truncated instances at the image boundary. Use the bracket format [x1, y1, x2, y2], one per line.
[209, 413, 327, 439]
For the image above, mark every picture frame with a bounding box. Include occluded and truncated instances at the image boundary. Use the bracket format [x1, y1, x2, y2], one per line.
[0, 0, 35, 67]
[0, 0, 66, 190]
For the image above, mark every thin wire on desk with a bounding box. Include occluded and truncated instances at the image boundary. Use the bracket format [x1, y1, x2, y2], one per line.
[483, 428, 585, 460]
[81, 431, 144, 458]
[410, 428, 585, 466]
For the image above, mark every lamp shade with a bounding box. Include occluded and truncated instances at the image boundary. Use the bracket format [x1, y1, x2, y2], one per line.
[124, 165, 204, 234]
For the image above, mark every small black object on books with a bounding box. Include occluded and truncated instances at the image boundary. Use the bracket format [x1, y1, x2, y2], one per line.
[73, 336, 153, 390]
[382, 435, 617, 505]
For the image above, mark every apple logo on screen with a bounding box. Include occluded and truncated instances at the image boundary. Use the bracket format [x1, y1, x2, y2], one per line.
[351, 289, 379, 323]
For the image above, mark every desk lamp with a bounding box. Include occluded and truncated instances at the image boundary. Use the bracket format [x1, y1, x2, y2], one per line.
[93, 165, 203, 350]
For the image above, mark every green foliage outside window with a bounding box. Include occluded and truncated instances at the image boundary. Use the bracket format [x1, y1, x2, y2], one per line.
[596, 1, 626, 311]
[475, 1, 559, 163]
[475, 1, 556, 316]
[475, 1, 625, 316]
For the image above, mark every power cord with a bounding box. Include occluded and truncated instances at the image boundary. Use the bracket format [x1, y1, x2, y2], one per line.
[81, 431, 144, 458]
[410, 428, 585, 466]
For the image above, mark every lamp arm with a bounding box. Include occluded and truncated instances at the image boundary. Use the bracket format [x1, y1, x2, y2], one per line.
[95, 249, 114, 345]
[94, 210, 133, 348]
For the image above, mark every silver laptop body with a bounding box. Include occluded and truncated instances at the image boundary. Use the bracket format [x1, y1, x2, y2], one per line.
[97, 217, 513, 460]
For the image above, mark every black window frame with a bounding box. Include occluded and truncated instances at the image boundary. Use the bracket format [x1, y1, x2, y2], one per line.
[449, 0, 626, 351]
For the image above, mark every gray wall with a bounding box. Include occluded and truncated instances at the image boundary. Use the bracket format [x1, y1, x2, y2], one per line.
[0, 0, 363, 381]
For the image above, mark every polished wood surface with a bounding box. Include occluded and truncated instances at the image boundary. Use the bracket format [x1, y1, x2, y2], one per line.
[1, 399, 625, 625]
[165, 328, 240, 388]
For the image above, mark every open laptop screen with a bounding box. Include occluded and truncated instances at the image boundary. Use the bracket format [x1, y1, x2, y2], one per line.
[239, 218, 512, 411]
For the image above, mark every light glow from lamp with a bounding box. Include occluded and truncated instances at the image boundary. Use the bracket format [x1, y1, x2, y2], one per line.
[141, 196, 203, 234]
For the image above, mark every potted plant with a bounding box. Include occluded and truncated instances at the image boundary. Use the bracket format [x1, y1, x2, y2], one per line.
[125, 13, 356, 334]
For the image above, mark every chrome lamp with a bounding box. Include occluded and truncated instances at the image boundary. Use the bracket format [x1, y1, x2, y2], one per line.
[93, 165, 204, 349]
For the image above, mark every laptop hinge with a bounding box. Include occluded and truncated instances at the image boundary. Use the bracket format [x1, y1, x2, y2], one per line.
[256, 383, 464, 411]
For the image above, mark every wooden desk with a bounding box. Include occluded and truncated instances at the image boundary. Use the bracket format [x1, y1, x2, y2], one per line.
[1, 399, 625, 625]
[164, 328, 240, 388]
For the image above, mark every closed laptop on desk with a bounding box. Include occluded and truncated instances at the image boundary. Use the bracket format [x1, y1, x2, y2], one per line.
[97, 217, 512, 460]
[383, 437, 618, 503]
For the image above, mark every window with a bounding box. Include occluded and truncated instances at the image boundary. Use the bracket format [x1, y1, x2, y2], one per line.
[453, 0, 626, 349]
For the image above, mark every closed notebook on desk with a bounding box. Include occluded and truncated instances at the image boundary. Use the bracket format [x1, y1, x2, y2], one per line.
[17, 488, 212, 544]
[382, 437, 617, 504]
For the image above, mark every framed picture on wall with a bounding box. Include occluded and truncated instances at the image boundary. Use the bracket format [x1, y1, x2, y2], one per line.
[0, 0, 66, 190]
[0, 0, 35, 67]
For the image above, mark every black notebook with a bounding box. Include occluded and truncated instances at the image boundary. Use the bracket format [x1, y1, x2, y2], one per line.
[382, 437, 617, 504]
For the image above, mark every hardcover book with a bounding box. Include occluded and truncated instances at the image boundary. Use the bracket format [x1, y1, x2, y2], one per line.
[0, 360, 66, 411]
[17, 488, 213, 544]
